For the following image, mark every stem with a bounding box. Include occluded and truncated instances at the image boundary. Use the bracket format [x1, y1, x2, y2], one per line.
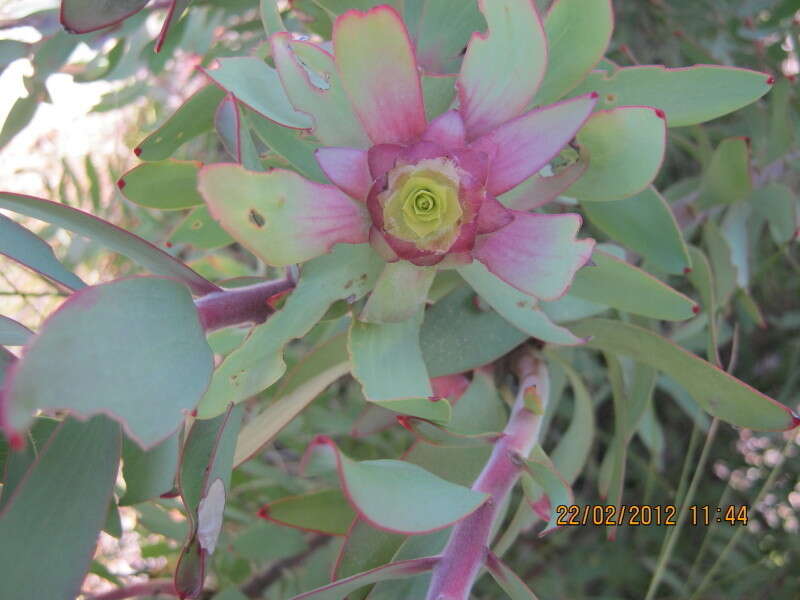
[194, 278, 293, 332]
[425, 355, 549, 600]
[644, 417, 720, 600]
[86, 580, 177, 600]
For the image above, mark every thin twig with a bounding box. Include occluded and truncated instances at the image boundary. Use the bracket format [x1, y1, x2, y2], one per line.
[240, 534, 330, 599]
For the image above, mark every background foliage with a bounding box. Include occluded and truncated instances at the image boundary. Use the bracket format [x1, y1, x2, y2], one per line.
[1, 0, 800, 598]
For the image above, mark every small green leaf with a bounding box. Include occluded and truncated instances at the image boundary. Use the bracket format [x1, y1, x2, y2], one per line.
[0, 315, 33, 347]
[368, 397, 451, 424]
[459, 261, 583, 344]
[261, 489, 356, 536]
[703, 221, 738, 306]
[120, 431, 180, 505]
[571, 65, 772, 127]
[306, 438, 487, 534]
[421, 285, 526, 377]
[169, 206, 234, 250]
[567, 107, 666, 202]
[244, 107, 326, 182]
[751, 183, 797, 244]
[520, 446, 574, 535]
[486, 552, 540, 599]
[582, 186, 690, 275]
[202, 57, 312, 129]
[686, 246, 720, 365]
[0, 416, 121, 600]
[414, 1, 484, 73]
[61, 0, 149, 33]
[136, 85, 226, 161]
[3, 278, 214, 447]
[199, 244, 382, 417]
[571, 319, 798, 430]
[349, 310, 432, 402]
[119, 160, 204, 210]
[0, 94, 38, 150]
[569, 249, 696, 320]
[697, 137, 752, 208]
[533, 0, 613, 106]
[0, 192, 218, 295]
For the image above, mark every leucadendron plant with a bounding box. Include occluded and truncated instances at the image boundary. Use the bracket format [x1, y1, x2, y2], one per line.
[0, 0, 798, 599]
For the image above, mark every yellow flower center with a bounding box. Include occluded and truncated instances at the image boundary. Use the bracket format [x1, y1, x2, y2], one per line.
[381, 159, 463, 252]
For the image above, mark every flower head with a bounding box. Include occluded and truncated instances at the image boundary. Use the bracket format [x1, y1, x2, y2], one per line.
[200, 0, 597, 324]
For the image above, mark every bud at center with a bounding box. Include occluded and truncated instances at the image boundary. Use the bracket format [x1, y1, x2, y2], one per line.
[381, 159, 463, 251]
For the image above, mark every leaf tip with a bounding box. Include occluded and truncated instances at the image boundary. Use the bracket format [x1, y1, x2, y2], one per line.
[692, 304, 701, 315]
[8, 431, 24, 452]
[654, 108, 666, 120]
[257, 505, 269, 519]
[133, 146, 142, 157]
[766, 75, 776, 85]
[116, 178, 126, 190]
[683, 266, 692, 275]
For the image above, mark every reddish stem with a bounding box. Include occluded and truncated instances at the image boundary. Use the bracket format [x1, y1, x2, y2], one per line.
[425, 356, 550, 600]
[194, 278, 294, 332]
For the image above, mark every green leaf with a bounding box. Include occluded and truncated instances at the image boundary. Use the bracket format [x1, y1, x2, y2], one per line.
[421, 285, 527, 377]
[292, 556, 438, 600]
[367, 397, 451, 424]
[571, 65, 772, 127]
[765, 77, 793, 164]
[61, 0, 148, 33]
[414, 1, 484, 73]
[570, 319, 798, 430]
[306, 438, 488, 534]
[569, 249, 696, 320]
[233, 334, 350, 466]
[0, 192, 219, 295]
[532, 0, 613, 106]
[135, 85, 226, 161]
[202, 57, 312, 129]
[703, 221, 737, 306]
[349, 310, 432, 401]
[486, 552, 539, 599]
[0, 94, 38, 150]
[261, 489, 356, 536]
[259, 0, 287, 36]
[0, 416, 121, 600]
[0, 315, 33, 346]
[582, 186, 691, 275]
[120, 431, 180, 505]
[520, 446, 574, 534]
[421, 75, 457, 120]
[0, 40, 29, 75]
[459, 262, 583, 344]
[542, 351, 596, 485]
[2, 333, 28, 368]
[567, 107, 666, 202]
[9, 211, 86, 291]
[0, 417, 61, 510]
[243, 107, 326, 182]
[686, 246, 720, 365]
[199, 244, 382, 417]
[2, 278, 214, 448]
[751, 183, 797, 244]
[169, 205, 234, 250]
[697, 137, 752, 208]
[176, 404, 243, 598]
[119, 160, 204, 210]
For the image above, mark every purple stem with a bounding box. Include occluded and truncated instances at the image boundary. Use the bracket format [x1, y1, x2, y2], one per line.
[425, 356, 550, 600]
[194, 278, 293, 332]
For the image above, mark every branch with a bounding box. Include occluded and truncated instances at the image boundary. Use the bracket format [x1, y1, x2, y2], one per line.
[194, 278, 294, 332]
[240, 534, 330, 598]
[86, 579, 177, 600]
[425, 353, 550, 600]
